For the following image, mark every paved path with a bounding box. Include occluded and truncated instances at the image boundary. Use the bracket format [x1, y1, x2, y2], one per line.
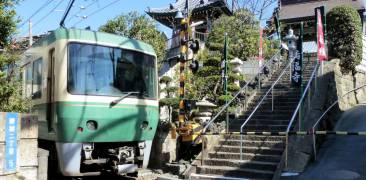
[299, 104, 366, 180]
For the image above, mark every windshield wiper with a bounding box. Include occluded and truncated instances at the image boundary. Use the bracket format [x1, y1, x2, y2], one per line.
[110, 91, 140, 106]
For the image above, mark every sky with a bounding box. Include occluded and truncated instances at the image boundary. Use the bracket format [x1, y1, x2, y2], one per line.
[15, 0, 174, 38]
[14, 0, 278, 38]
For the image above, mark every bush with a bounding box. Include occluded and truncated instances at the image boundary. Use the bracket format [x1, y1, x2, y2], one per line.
[327, 5, 362, 73]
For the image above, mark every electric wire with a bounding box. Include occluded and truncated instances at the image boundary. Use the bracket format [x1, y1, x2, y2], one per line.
[66, 0, 98, 23]
[19, 0, 65, 38]
[72, 0, 120, 27]
[17, 0, 54, 29]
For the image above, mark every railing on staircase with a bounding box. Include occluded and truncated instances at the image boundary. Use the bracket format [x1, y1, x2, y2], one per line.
[284, 61, 320, 167]
[239, 53, 294, 160]
[200, 49, 283, 165]
[310, 84, 366, 161]
[202, 49, 283, 133]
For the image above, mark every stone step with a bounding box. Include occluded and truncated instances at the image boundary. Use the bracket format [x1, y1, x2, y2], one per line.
[230, 119, 290, 126]
[213, 145, 284, 156]
[208, 152, 282, 162]
[196, 165, 274, 179]
[247, 101, 299, 107]
[240, 125, 288, 131]
[254, 109, 297, 113]
[190, 173, 266, 180]
[203, 158, 278, 171]
[256, 91, 301, 96]
[246, 104, 298, 111]
[218, 140, 285, 148]
[221, 135, 286, 141]
[239, 113, 292, 119]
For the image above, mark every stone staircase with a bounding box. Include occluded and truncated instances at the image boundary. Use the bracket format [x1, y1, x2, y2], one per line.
[190, 59, 317, 180]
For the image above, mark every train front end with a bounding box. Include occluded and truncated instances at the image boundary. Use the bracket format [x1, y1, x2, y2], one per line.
[53, 30, 159, 176]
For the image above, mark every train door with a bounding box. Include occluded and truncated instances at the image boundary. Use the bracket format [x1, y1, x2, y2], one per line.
[47, 49, 55, 132]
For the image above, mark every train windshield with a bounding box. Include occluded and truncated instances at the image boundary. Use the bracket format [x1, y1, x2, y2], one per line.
[68, 43, 157, 98]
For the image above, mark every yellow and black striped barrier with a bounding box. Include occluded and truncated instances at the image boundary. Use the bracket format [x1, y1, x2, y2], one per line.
[200, 131, 366, 136]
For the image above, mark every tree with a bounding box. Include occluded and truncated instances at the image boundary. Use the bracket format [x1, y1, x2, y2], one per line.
[233, 0, 277, 21]
[0, 1, 17, 47]
[99, 12, 166, 61]
[327, 5, 362, 73]
[0, 1, 30, 112]
[191, 10, 261, 107]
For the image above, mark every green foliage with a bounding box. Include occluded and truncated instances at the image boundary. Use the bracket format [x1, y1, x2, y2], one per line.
[218, 95, 234, 105]
[0, 1, 17, 47]
[207, 9, 259, 61]
[99, 11, 166, 61]
[159, 97, 179, 109]
[164, 86, 178, 94]
[191, 9, 261, 107]
[159, 75, 172, 84]
[0, 2, 30, 112]
[327, 5, 362, 73]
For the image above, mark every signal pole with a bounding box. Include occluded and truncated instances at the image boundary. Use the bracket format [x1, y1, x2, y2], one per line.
[178, 0, 190, 131]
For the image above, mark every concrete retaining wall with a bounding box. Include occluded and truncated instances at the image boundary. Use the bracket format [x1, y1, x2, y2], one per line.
[0, 113, 39, 180]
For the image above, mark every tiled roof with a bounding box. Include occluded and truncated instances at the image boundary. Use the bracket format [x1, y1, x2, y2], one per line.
[146, 0, 232, 29]
[279, 0, 365, 22]
[147, 0, 228, 14]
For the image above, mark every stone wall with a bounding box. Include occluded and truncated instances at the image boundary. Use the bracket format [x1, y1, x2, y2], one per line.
[149, 122, 178, 169]
[333, 59, 366, 110]
[0, 113, 40, 180]
[285, 59, 366, 173]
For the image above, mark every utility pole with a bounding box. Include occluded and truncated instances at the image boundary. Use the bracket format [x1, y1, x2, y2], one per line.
[28, 20, 33, 47]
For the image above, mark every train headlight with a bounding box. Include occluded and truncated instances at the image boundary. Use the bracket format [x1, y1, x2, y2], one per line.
[86, 120, 98, 131]
[141, 121, 149, 130]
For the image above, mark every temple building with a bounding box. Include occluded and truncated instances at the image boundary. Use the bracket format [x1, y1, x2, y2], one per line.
[278, 0, 365, 41]
[146, 0, 232, 76]
[277, 0, 366, 70]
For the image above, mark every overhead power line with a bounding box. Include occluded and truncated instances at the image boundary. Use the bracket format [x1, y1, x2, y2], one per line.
[66, 0, 98, 23]
[17, 0, 54, 29]
[72, 0, 120, 27]
[19, 0, 65, 37]
[33, 0, 65, 29]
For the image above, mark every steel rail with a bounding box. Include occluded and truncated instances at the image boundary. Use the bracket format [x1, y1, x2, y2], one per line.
[239, 54, 293, 160]
[285, 62, 320, 133]
[310, 83, 366, 160]
[284, 61, 319, 167]
[312, 84, 366, 130]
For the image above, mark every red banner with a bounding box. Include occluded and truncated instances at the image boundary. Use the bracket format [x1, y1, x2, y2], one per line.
[259, 28, 264, 67]
[317, 9, 327, 61]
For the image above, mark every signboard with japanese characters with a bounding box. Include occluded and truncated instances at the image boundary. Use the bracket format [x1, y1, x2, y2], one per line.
[4, 113, 18, 173]
[292, 24, 303, 87]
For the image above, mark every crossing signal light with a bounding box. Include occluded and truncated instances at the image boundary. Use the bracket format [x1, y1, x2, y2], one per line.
[189, 40, 200, 54]
[189, 60, 201, 73]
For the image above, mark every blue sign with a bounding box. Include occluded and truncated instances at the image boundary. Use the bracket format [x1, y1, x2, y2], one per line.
[4, 113, 18, 173]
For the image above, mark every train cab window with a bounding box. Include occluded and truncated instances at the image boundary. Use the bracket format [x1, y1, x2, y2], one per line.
[32, 59, 43, 99]
[68, 43, 157, 99]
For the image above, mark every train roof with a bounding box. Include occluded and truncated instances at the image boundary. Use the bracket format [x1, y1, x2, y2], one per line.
[31, 28, 156, 56]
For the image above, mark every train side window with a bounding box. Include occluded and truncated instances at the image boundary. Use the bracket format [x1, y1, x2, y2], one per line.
[24, 63, 33, 98]
[32, 58, 43, 99]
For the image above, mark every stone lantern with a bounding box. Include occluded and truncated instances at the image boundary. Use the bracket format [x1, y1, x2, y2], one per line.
[283, 28, 298, 61]
[230, 57, 243, 87]
[192, 100, 217, 124]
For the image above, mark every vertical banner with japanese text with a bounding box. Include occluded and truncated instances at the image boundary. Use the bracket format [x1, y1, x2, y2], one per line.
[259, 28, 264, 68]
[4, 113, 18, 173]
[316, 7, 327, 61]
[292, 23, 304, 87]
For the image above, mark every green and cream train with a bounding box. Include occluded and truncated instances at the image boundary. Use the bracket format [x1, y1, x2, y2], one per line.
[21, 28, 159, 176]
